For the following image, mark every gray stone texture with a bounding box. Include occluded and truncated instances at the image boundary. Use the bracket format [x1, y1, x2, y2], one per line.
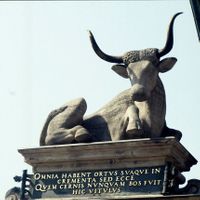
[40, 13, 183, 146]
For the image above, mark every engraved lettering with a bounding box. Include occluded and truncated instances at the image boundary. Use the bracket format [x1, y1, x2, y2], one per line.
[72, 189, 86, 195]
[151, 168, 161, 174]
[34, 172, 59, 180]
[143, 179, 162, 186]
[32, 166, 165, 198]
[35, 184, 57, 192]
[129, 180, 142, 187]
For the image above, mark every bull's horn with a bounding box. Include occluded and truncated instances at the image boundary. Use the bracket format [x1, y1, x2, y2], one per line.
[158, 12, 183, 57]
[88, 30, 123, 63]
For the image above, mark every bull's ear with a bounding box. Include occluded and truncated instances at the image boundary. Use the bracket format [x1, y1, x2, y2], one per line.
[158, 57, 177, 73]
[111, 64, 128, 78]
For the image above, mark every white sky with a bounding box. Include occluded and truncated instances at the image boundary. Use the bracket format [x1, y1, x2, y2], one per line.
[1, 1, 200, 198]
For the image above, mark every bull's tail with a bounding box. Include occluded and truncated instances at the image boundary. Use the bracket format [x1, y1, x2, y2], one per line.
[161, 123, 182, 141]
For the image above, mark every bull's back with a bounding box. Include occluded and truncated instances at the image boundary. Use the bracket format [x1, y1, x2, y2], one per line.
[83, 89, 133, 141]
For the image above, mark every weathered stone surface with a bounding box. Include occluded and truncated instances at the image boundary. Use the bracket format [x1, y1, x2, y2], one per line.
[18, 138, 198, 199]
[19, 137, 197, 173]
[40, 13, 183, 146]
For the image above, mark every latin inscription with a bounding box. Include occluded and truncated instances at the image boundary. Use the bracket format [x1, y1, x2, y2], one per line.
[31, 166, 166, 198]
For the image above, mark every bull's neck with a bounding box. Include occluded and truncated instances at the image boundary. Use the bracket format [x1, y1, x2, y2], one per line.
[135, 77, 166, 136]
[150, 77, 166, 105]
[147, 76, 166, 114]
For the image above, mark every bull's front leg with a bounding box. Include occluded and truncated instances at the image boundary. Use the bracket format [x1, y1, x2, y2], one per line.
[124, 104, 144, 139]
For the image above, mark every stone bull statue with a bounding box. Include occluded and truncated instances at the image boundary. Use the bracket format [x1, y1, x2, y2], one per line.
[40, 12, 182, 146]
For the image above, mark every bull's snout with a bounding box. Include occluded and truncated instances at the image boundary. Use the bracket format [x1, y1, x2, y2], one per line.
[130, 84, 150, 102]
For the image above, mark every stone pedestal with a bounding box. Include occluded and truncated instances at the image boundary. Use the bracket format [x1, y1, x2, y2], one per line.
[18, 137, 199, 199]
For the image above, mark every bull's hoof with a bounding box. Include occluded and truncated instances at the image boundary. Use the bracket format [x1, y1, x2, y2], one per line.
[75, 128, 91, 142]
[126, 119, 144, 139]
[62, 133, 74, 143]
[45, 129, 75, 145]
[45, 133, 74, 145]
[126, 129, 144, 139]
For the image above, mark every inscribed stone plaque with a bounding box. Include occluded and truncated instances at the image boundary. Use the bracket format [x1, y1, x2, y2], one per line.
[30, 165, 167, 199]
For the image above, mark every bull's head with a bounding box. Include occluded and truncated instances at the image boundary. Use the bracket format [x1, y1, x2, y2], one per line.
[89, 12, 182, 102]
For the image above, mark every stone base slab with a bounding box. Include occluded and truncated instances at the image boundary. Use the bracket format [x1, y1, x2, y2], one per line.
[18, 137, 198, 199]
[18, 137, 197, 173]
